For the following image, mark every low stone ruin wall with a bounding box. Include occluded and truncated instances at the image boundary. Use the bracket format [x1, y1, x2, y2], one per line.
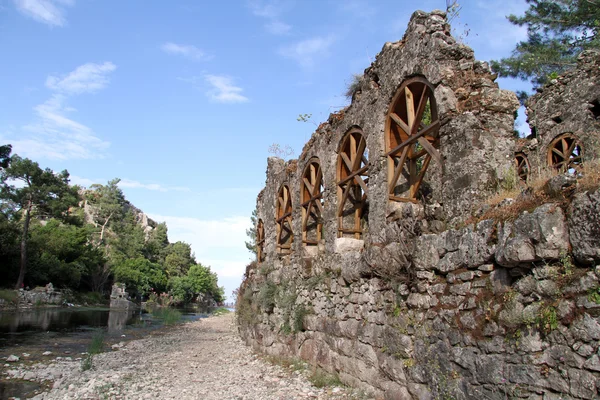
[237, 10, 600, 400]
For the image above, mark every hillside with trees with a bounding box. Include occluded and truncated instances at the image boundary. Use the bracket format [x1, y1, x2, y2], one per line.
[0, 146, 224, 305]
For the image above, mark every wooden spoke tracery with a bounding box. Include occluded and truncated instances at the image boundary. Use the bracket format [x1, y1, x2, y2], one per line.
[547, 133, 583, 171]
[385, 76, 440, 202]
[256, 219, 265, 262]
[337, 128, 368, 239]
[301, 158, 324, 246]
[276, 184, 293, 254]
[515, 152, 530, 181]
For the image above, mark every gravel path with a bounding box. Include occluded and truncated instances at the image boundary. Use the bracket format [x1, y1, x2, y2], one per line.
[4, 313, 368, 399]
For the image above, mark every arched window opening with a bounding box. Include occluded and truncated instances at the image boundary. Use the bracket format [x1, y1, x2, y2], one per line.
[337, 128, 368, 239]
[301, 158, 324, 246]
[276, 184, 293, 254]
[385, 76, 441, 202]
[547, 133, 583, 171]
[515, 152, 530, 181]
[256, 219, 265, 262]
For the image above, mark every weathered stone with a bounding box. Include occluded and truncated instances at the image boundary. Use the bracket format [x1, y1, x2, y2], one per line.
[334, 238, 364, 253]
[569, 189, 600, 264]
[238, 11, 600, 400]
[407, 293, 437, 310]
[449, 282, 471, 296]
[495, 204, 570, 267]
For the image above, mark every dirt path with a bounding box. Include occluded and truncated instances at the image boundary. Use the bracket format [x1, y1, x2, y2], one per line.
[7, 313, 367, 399]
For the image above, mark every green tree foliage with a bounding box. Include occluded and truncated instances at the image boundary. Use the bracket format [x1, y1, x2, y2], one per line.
[108, 210, 146, 264]
[0, 153, 225, 304]
[113, 257, 167, 297]
[144, 222, 169, 263]
[491, 0, 600, 87]
[0, 155, 78, 288]
[163, 241, 195, 277]
[169, 263, 224, 305]
[0, 145, 12, 169]
[86, 178, 125, 244]
[245, 208, 257, 255]
[28, 220, 105, 288]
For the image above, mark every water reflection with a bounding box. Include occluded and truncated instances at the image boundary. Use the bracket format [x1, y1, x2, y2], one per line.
[0, 308, 111, 334]
[107, 309, 135, 333]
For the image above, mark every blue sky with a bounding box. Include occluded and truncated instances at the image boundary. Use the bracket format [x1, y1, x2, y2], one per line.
[0, 0, 532, 301]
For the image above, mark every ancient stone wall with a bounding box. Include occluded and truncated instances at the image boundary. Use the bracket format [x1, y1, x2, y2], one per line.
[238, 10, 600, 400]
[518, 50, 600, 179]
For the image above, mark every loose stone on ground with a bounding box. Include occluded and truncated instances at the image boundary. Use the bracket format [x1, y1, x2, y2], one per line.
[4, 313, 367, 400]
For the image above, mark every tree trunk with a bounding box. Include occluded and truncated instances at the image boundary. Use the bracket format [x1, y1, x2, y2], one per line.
[15, 198, 32, 289]
[100, 212, 113, 243]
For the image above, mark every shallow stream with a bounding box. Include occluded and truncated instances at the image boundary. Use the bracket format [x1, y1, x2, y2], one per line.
[0, 306, 210, 399]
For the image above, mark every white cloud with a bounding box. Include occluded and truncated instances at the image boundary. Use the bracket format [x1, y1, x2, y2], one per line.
[265, 20, 291, 35]
[148, 213, 252, 302]
[160, 42, 210, 61]
[204, 75, 249, 104]
[248, 0, 292, 35]
[148, 214, 249, 255]
[2, 62, 115, 160]
[14, 0, 74, 27]
[338, 0, 376, 19]
[118, 179, 191, 192]
[68, 176, 191, 192]
[279, 35, 336, 67]
[46, 62, 116, 94]
[69, 175, 98, 187]
[248, 0, 284, 19]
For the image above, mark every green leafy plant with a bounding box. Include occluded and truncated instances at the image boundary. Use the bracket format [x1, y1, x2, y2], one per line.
[258, 281, 277, 313]
[536, 305, 558, 334]
[588, 286, 600, 304]
[152, 307, 181, 325]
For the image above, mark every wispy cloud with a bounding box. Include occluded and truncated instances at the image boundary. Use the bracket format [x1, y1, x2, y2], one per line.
[69, 176, 191, 192]
[119, 179, 190, 192]
[279, 35, 336, 67]
[1, 62, 115, 160]
[46, 62, 116, 94]
[14, 0, 75, 27]
[265, 20, 291, 35]
[338, 0, 376, 19]
[160, 42, 211, 61]
[248, 0, 291, 35]
[248, 0, 284, 19]
[204, 75, 249, 104]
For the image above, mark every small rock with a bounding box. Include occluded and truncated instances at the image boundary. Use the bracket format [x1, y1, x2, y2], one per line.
[6, 355, 19, 362]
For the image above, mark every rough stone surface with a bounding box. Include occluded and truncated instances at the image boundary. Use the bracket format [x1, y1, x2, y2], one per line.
[6, 315, 363, 400]
[495, 203, 570, 267]
[569, 188, 600, 264]
[239, 9, 600, 400]
[523, 50, 600, 169]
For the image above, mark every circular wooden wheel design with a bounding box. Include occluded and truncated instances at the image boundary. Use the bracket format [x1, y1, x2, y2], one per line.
[547, 133, 583, 171]
[256, 219, 265, 262]
[515, 152, 530, 181]
[301, 158, 324, 246]
[276, 184, 293, 254]
[337, 128, 368, 239]
[385, 76, 440, 202]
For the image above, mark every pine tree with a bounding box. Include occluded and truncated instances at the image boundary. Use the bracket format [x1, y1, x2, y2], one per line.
[491, 0, 600, 87]
[0, 155, 77, 288]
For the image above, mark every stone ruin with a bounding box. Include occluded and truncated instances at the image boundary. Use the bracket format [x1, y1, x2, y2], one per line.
[238, 10, 600, 400]
[110, 283, 137, 310]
